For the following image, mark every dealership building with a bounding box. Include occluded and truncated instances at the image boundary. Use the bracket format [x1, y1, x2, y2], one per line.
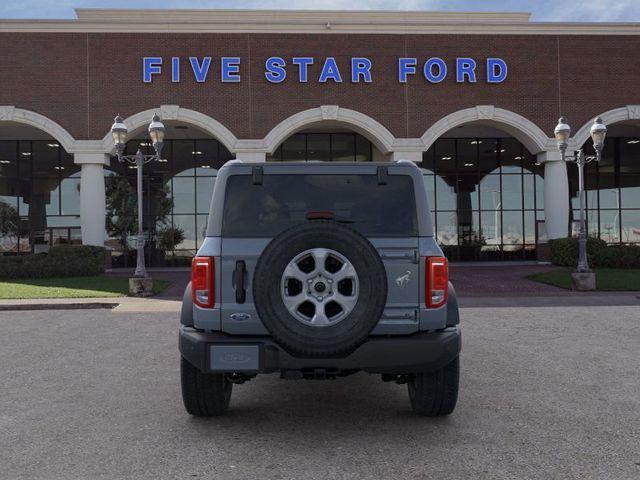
[1, 9, 640, 265]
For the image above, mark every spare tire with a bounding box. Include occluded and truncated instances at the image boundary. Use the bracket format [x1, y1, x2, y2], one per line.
[253, 221, 387, 357]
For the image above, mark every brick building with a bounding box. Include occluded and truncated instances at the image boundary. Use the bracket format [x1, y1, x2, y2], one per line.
[1, 9, 639, 264]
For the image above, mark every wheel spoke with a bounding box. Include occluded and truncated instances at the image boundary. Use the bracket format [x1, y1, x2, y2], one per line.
[283, 262, 307, 283]
[332, 263, 357, 282]
[281, 291, 308, 312]
[333, 292, 358, 313]
[310, 248, 329, 274]
[310, 308, 331, 326]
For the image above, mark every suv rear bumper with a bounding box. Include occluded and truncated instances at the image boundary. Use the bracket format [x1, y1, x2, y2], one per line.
[179, 325, 461, 375]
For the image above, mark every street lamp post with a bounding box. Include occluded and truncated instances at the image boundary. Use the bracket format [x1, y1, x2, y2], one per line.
[110, 114, 165, 281]
[553, 116, 607, 287]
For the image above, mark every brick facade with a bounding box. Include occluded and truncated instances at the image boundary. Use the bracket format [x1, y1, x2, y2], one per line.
[1, 32, 639, 142]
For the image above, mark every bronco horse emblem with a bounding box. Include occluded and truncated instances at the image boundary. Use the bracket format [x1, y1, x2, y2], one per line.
[396, 270, 412, 287]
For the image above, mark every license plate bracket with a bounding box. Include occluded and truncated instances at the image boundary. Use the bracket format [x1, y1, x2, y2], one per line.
[209, 345, 260, 372]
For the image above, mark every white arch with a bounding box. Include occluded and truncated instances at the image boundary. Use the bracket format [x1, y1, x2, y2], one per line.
[262, 106, 396, 155]
[572, 105, 640, 148]
[0, 106, 76, 152]
[421, 105, 553, 154]
[100, 105, 239, 154]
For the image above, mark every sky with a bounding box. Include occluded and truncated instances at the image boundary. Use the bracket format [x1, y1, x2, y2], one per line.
[0, 0, 639, 22]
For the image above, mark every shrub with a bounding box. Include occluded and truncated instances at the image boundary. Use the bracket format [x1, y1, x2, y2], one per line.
[0, 245, 106, 279]
[550, 237, 640, 269]
[593, 245, 640, 269]
[549, 237, 607, 267]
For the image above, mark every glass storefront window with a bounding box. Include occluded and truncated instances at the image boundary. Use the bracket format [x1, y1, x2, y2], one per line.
[0, 140, 79, 253]
[307, 134, 331, 161]
[172, 177, 195, 214]
[435, 175, 456, 211]
[282, 134, 306, 161]
[421, 136, 545, 260]
[60, 175, 80, 215]
[0, 141, 18, 177]
[269, 132, 373, 162]
[196, 176, 216, 214]
[502, 211, 524, 248]
[435, 139, 456, 175]
[479, 175, 501, 211]
[501, 175, 523, 211]
[569, 136, 640, 244]
[621, 210, 640, 243]
[599, 210, 620, 243]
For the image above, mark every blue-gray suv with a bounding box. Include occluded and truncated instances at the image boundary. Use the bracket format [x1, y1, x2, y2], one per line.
[179, 160, 460, 416]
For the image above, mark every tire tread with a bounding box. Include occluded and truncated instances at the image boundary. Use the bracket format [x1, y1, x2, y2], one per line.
[181, 357, 232, 417]
[408, 356, 459, 416]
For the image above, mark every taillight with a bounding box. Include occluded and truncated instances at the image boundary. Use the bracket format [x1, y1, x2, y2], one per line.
[426, 256, 448, 308]
[192, 257, 215, 308]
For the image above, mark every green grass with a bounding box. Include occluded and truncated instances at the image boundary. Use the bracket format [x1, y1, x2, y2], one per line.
[0, 276, 170, 299]
[526, 268, 640, 291]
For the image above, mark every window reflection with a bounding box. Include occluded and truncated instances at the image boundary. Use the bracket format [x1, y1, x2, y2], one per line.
[569, 136, 640, 245]
[420, 136, 544, 260]
[268, 132, 374, 162]
[0, 140, 79, 253]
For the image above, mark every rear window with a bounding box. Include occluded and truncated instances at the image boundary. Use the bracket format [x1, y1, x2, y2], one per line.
[221, 174, 418, 237]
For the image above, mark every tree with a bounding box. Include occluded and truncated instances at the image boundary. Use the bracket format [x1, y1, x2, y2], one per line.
[0, 201, 21, 250]
[105, 175, 173, 252]
[157, 226, 185, 252]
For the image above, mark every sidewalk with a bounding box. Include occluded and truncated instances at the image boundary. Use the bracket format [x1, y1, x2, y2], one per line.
[0, 296, 181, 313]
[1, 264, 637, 312]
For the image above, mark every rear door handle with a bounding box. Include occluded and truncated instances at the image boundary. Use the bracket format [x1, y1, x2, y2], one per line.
[233, 260, 246, 304]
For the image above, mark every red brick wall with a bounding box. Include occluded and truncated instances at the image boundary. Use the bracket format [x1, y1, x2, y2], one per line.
[1, 32, 639, 142]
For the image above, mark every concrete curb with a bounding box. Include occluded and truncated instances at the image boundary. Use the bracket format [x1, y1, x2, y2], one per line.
[0, 302, 119, 312]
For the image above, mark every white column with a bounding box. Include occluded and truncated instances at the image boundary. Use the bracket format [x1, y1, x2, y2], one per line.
[538, 151, 569, 239]
[235, 151, 266, 162]
[391, 151, 423, 163]
[75, 152, 109, 246]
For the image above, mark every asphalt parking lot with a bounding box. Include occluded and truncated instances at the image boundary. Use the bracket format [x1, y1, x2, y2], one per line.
[1, 306, 639, 480]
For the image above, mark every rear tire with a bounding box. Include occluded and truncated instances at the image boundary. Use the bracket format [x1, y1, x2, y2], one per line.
[407, 356, 459, 416]
[181, 357, 232, 417]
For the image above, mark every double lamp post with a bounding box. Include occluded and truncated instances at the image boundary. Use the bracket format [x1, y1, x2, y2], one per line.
[553, 116, 607, 289]
[110, 114, 165, 292]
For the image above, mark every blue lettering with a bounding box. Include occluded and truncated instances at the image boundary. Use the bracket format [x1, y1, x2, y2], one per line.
[398, 58, 417, 83]
[292, 57, 314, 82]
[456, 58, 477, 83]
[487, 58, 508, 83]
[319, 57, 343, 83]
[265, 56, 287, 83]
[171, 57, 180, 83]
[424, 57, 447, 83]
[189, 57, 211, 83]
[143, 57, 162, 83]
[351, 57, 372, 83]
[221, 57, 241, 83]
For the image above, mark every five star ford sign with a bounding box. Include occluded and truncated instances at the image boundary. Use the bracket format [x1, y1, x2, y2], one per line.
[142, 56, 508, 84]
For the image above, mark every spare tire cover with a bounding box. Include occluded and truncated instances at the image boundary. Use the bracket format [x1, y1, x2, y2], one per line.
[253, 221, 387, 357]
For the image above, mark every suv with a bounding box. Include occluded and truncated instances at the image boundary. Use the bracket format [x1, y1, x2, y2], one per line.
[179, 161, 461, 416]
